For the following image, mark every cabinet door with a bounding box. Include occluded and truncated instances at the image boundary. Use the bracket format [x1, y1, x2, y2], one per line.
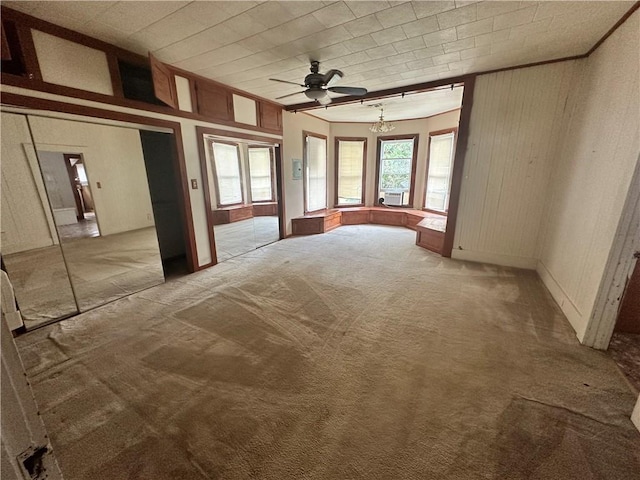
[195, 81, 234, 121]
[149, 53, 178, 108]
[258, 101, 283, 132]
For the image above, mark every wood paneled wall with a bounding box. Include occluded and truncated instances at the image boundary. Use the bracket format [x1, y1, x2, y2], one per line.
[452, 61, 580, 268]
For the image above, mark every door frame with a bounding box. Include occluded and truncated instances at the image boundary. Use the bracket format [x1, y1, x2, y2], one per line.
[582, 153, 640, 349]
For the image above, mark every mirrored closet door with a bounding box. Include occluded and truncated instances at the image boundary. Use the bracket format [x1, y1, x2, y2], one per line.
[205, 137, 280, 262]
[0, 111, 165, 329]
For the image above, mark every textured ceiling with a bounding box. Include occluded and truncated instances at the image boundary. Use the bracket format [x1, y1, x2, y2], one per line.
[5, 1, 633, 113]
[308, 85, 463, 122]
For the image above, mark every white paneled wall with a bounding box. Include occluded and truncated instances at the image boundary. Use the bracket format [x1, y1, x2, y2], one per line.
[538, 11, 640, 341]
[1, 113, 58, 255]
[452, 61, 580, 268]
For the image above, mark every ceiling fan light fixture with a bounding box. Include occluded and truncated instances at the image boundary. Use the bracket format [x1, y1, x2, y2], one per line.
[369, 108, 395, 133]
[304, 88, 327, 100]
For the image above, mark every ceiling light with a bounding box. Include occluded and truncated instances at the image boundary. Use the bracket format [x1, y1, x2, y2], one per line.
[304, 88, 327, 100]
[369, 108, 395, 133]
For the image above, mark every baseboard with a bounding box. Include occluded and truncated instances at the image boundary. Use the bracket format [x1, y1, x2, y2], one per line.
[632, 395, 640, 433]
[451, 249, 537, 269]
[536, 260, 586, 341]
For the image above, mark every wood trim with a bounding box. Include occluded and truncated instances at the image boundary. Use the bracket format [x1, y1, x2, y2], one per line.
[442, 77, 475, 258]
[0, 91, 199, 273]
[586, 2, 640, 56]
[274, 145, 286, 240]
[62, 153, 85, 220]
[422, 127, 458, 214]
[15, 23, 41, 81]
[373, 134, 419, 207]
[106, 54, 124, 98]
[199, 126, 281, 144]
[195, 126, 218, 267]
[1, 21, 11, 61]
[247, 145, 277, 203]
[334, 136, 367, 207]
[302, 130, 328, 214]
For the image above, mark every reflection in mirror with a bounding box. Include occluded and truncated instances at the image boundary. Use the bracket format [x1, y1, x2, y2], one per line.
[206, 137, 280, 263]
[248, 146, 279, 249]
[1, 112, 78, 328]
[27, 115, 165, 312]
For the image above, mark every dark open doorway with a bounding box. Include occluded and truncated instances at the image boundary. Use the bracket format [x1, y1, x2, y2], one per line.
[139, 130, 189, 278]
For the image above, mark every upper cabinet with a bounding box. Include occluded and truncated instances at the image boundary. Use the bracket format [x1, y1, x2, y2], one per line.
[194, 80, 234, 122]
[258, 101, 283, 132]
[149, 53, 178, 109]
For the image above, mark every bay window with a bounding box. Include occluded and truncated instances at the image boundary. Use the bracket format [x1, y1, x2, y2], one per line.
[335, 138, 366, 206]
[303, 132, 327, 213]
[424, 130, 456, 213]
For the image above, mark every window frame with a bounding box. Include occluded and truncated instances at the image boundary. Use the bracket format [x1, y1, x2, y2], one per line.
[423, 127, 458, 215]
[302, 130, 328, 214]
[209, 139, 244, 208]
[334, 136, 367, 208]
[247, 144, 276, 203]
[374, 134, 419, 208]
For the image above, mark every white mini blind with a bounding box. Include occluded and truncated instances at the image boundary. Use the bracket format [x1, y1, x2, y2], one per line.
[337, 140, 365, 205]
[248, 147, 273, 202]
[212, 142, 243, 206]
[425, 132, 455, 212]
[305, 135, 327, 212]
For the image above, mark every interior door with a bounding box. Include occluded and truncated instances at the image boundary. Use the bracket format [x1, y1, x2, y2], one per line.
[615, 258, 640, 333]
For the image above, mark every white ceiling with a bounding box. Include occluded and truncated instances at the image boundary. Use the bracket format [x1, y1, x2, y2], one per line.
[5, 1, 634, 115]
[308, 85, 463, 122]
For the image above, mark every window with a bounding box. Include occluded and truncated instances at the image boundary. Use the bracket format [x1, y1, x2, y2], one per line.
[303, 132, 327, 213]
[335, 138, 366, 206]
[211, 141, 243, 206]
[248, 146, 274, 202]
[425, 130, 456, 213]
[375, 135, 418, 207]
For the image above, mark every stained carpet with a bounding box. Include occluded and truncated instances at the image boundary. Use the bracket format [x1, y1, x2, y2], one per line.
[16, 225, 640, 479]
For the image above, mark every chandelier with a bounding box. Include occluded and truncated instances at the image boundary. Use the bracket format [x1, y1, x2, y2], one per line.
[369, 108, 395, 133]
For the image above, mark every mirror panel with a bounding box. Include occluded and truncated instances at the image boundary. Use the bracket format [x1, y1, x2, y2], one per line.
[248, 145, 279, 249]
[1, 112, 78, 328]
[27, 115, 165, 312]
[208, 139, 256, 262]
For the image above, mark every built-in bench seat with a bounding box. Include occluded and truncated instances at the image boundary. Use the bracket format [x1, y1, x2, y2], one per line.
[212, 202, 278, 225]
[292, 207, 447, 254]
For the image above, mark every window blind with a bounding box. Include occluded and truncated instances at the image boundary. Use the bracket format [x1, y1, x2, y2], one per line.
[305, 135, 327, 212]
[337, 140, 365, 205]
[425, 132, 455, 212]
[248, 147, 273, 202]
[212, 142, 243, 206]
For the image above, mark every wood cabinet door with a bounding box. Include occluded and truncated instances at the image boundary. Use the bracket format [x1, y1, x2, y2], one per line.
[195, 81, 234, 121]
[149, 53, 178, 108]
[258, 101, 283, 132]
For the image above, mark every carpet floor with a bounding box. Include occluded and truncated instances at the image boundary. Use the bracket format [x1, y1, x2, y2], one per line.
[16, 225, 640, 479]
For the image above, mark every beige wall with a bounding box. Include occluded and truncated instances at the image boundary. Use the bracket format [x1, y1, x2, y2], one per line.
[537, 11, 640, 341]
[32, 30, 113, 96]
[328, 110, 460, 209]
[282, 111, 330, 234]
[1, 113, 58, 254]
[27, 116, 156, 236]
[452, 60, 579, 269]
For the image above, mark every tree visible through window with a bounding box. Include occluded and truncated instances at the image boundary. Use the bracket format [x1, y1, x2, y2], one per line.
[378, 138, 416, 206]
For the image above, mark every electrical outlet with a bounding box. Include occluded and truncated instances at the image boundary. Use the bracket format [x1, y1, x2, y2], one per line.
[191, 179, 198, 189]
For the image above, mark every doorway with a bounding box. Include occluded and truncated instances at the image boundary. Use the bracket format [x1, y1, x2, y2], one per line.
[139, 130, 189, 278]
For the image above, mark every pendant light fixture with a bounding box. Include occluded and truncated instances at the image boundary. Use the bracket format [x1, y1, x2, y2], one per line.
[369, 107, 395, 133]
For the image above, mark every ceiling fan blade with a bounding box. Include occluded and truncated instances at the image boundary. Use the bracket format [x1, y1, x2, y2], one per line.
[328, 86, 368, 96]
[317, 95, 332, 106]
[270, 78, 306, 87]
[323, 69, 343, 87]
[275, 91, 307, 100]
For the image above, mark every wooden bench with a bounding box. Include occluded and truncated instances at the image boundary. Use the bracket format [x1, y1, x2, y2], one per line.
[292, 206, 448, 255]
[212, 204, 253, 225]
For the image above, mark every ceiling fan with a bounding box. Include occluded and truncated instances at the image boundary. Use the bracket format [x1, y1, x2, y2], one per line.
[270, 60, 367, 105]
